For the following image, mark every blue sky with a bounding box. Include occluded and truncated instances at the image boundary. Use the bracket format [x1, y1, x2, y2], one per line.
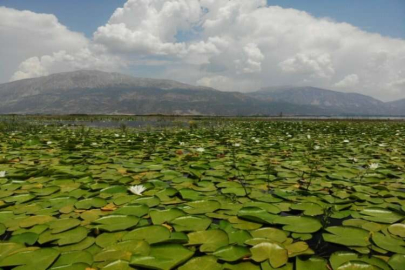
[1, 0, 404, 39]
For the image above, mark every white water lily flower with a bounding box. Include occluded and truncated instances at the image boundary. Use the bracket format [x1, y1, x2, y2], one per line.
[91, 142, 98, 146]
[369, 163, 379, 170]
[179, 142, 185, 146]
[114, 134, 120, 137]
[47, 141, 52, 145]
[234, 143, 241, 147]
[307, 135, 311, 139]
[314, 146, 320, 150]
[343, 140, 350, 143]
[0, 171, 5, 178]
[129, 185, 146, 196]
[255, 139, 260, 143]
[196, 147, 205, 153]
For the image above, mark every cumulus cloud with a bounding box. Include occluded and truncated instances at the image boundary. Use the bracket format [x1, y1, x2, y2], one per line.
[11, 47, 124, 81]
[2, 1, 405, 101]
[0, 7, 87, 82]
[1, 7, 124, 82]
[334, 74, 360, 88]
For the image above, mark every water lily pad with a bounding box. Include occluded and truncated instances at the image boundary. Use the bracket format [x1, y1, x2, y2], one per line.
[9, 232, 38, 245]
[250, 227, 288, 243]
[213, 245, 251, 262]
[122, 225, 171, 244]
[330, 251, 391, 270]
[52, 250, 93, 267]
[170, 216, 212, 232]
[359, 208, 404, 224]
[388, 223, 405, 237]
[101, 260, 131, 270]
[296, 257, 327, 270]
[150, 208, 186, 224]
[274, 216, 322, 233]
[323, 226, 370, 247]
[336, 261, 380, 270]
[290, 203, 324, 216]
[0, 248, 60, 269]
[237, 207, 278, 224]
[250, 242, 288, 268]
[49, 218, 81, 233]
[178, 256, 222, 270]
[388, 254, 405, 270]
[130, 243, 194, 270]
[113, 205, 149, 217]
[93, 215, 139, 232]
[183, 200, 220, 214]
[372, 232, 405, 254]
[187, 230, 229, 252]
[75, 197, 107, 210]
[39, 226, 88, 246]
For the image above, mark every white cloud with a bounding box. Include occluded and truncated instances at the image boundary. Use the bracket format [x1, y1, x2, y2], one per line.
[0, 7, 88, 82]
[334, 74, 360, 88]
[2, 1, 405, 101]
[1, 7, 124, 82]
[10, 47, 124, 81]
[279, 53, 335, 79]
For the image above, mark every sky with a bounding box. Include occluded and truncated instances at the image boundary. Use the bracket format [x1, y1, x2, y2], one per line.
[0, 0, 404, 101]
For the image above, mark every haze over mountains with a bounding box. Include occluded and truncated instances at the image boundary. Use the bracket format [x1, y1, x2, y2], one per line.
[0, 70, 403, 116]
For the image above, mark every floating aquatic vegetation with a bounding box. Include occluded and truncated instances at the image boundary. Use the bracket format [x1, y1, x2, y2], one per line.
[0, 116, 404, 269]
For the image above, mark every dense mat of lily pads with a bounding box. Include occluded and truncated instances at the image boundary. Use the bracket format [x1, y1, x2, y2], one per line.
[0, 119, 405, 269]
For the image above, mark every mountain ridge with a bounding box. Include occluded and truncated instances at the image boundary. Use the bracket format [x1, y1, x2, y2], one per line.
[0, 70, 403, 116]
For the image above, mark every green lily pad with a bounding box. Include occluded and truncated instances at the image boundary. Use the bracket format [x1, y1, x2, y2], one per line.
[39, 226, 88, 246]
[130, 244, 194, 270]
[75, 197, 107, 210]
[388, 223, 405, 237]
[330, 251, 391, 270]
[250, 242, 288, 268]
[183, 200, 221, 214]
[150, 208, 186, 224]
[113, 205, 149, 217]
[372, 232, 405, 254]
[0, 248, 60, 270]
[187, 230, 229, 252]
[274, 216, 322, 233]
[250, 227, 288, 243]
[213, 245, 251, 262]
[122, 225, 171, 244]
[170, 216, 212, 232]
[388, 254, 405, 270]
[178, 256, 222, 270]
[323, 226, 370, 247]
[290, 203, 324, 216]
[359, 208, 404, 224]
[336, 261, 380, 270]
[93, 215, 139, 232]
[237, 207, 278, 224]
[49, 218, 81, 233]
[296, 257, 328, 270]
[52, 250, 93, 267]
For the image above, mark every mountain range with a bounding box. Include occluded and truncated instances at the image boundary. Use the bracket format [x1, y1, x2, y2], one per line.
[0, 70, 403, 116]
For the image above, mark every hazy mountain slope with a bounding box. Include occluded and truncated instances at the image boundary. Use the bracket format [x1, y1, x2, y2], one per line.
[387, 99, 405, 115]
[250, 86, 390, 115]
[0, 71, 402, 116]
[0, 70, 328, 115]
